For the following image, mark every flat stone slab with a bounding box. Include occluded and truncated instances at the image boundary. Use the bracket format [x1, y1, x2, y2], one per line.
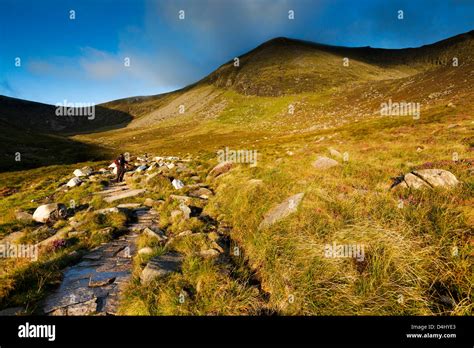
[140, 252, 183, 284]
[258, 192, 304, 229]
[103, 189, 146, 203]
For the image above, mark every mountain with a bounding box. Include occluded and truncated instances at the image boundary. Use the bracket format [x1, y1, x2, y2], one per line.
[1, 30, 473, 165]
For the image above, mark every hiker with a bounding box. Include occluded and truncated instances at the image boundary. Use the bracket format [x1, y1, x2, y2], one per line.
[114, 154, 129, 183]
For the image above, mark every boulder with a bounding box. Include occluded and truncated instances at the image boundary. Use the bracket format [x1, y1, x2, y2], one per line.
[142, 227, 167, 242]
[209, 161, 233, 178]
[179, 203, 191, 219]
[66, 177, 82, 188]
[171, 178, 185, 190]
[73, 167, 93, 177]
[312, 156, 339, 170]
[33, 203, 67, 223]
[167, 163, 176, 170]
[393, 169, 459, 190]
[258, 193, 304, 229]
[140, 252, 183, 284]
[189, 187, 213, 199]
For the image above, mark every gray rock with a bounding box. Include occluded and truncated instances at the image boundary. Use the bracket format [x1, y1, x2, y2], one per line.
[95, 207, 120, 215]
[66, 177, 82, 188]
[116, 203, 141, 209]
[199, 249, 220, 258]
[171, 178, 185, 190]
[179, 203, 191, 219]
[169, 195, 192, 204]
[140, 252, 183, 284]
[312, 156, 339, 170]
[138, 247, 154, 255]
[209, 161, 233, 178]
[328, 147, 343, 159]
[103, 189, 146, 203]
[73, 166, 93, 177]
[189, 187, 213, 199]
[394, 169, 459, 189]
[142, 227, 167, 242]
[258, 193, 304, 229]
[33, 203, 67, 223]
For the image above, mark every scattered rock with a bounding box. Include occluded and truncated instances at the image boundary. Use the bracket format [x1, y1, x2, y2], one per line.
[142, 227, 167, 242]
[199, 249, 220, 258]
[143, 198, 157, 207]
[66, 177, 82, 188]
[103, 189, 146, 203]
[189, 187, 213, 199]
[312, 156, 339, 170]
[169, 195, 192, 204]
[209, 161, 233, 178]
[138, 247, 154, 255]
[116, 203, 141, 209]
[179, 203, 192, 219]
[33, 203, 67, 223]
[328, 147, 343, 159]
[73, 167, 93, 177]
[392, 169, 459, 190]
[140, 252, 183, 284]
[258, 193, 304, 229]
[95, 207, 120, 215]
[171, 178, 185, 190]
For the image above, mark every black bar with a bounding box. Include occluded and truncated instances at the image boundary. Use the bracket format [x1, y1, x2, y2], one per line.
[0, 316, 471, 346]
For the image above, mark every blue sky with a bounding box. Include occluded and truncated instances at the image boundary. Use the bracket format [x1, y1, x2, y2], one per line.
[1, 0, 474, 105]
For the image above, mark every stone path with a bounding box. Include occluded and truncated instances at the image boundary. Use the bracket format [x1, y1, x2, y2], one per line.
[41, 183, 155, 316]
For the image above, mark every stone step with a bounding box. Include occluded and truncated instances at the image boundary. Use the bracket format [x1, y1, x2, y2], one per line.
[103, 189, 146, 203]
